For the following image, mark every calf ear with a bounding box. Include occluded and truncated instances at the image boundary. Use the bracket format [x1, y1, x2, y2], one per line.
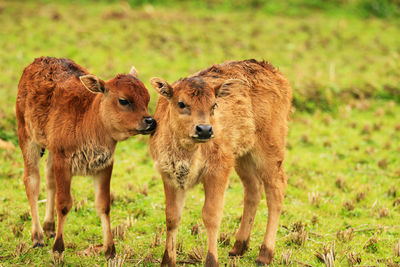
[215, 79, 245, 97]
[129, 66, 138, 78]
[80, 75, 106, 94]
[150, 77, 173, 99]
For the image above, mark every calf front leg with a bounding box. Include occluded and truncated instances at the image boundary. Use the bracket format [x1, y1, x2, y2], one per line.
[22, 142, 44, 248]
[161, 179, 186, 267]
[202, 169, 230, 267]
[52, 155, 73, 256]
[93, 164, 115, 260]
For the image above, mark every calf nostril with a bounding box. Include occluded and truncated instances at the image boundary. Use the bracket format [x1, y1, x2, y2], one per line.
[196, 125, 202, 133]
[144, 117, 154, 125]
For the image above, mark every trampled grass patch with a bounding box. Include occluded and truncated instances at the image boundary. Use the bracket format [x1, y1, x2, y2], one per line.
[0, 1, 399, 266]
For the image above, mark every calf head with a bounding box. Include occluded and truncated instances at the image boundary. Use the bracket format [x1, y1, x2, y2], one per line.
[150, 76, 244, 146]
[80, 68, 156, 141]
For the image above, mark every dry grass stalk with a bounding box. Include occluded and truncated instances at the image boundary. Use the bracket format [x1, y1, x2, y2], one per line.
[343, 201, 355, 211]
[0, 139, 15, 150]
[12, 224, 24, 237]
[187, 246, 204, 263]
[387, 186, 397, 198]
[335, 178, 346, 190]
[125, 215, 135, 228]
[346, 251, 361, 266]
[378, 207, 389, 218]
[323, 140, 331, 147]
[294, 179, 306, 189]
[52, 250, 65, 265]
[361, 124, 371, 134]
[227, 256, 240, 267]
[288, 221, 308, 246]
[19, 210, 30, 221]
[14, 242, 29, 257]
[378, 159, 388, 169]
[191, 222, 201, 235]
[336, 228, 354, 242]
[363, 235, 378, 252]
[386, 259, 400, 267]
[394, 239, 400, 257]
[311, 215, 318, 225]
[107, 254, 127, 267]
[176, 239, 184, 255]
[74, 198, 87, 212]
[150, 227, 164, 248]
[127, 182, 134, 191]
[280, 249, 292, 265]
[112, 224, 127, 240]
[77, 244, 103, 257]
[136, 183, 148, 196]
[314, 242, 336, 267]
[355, 191, 367, 202]
[218, 232, 231, 247]
[137, 251, 157, 265]
[308, 192, 321, 207]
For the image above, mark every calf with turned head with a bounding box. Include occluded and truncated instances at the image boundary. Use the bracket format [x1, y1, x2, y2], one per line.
[16, 57, 156, 259]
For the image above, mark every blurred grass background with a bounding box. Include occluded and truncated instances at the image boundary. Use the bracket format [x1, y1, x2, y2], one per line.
[0, 0, 399, 266]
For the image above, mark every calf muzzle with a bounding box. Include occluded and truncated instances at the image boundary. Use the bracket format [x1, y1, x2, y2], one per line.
[193, 124, 214, 141]
[139, 117, 157, 134]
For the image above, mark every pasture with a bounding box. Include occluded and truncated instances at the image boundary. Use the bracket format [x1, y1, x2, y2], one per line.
[0, 1, 399, 266]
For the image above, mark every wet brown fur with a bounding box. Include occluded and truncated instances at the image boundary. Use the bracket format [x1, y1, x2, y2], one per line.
[16, 57, 153, 259]
[150, 59, 292, 266]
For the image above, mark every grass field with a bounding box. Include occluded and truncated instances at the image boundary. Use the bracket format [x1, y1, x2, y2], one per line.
[0, 1, 399, 266]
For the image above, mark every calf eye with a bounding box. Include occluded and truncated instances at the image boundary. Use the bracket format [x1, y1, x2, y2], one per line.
[119, 99, 129, 106]
[210, 103, 218, 116]
[178, 102, 186, 109]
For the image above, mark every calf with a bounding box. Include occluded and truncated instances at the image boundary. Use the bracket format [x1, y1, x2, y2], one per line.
[149, 59, 292, 266]
[16, 57, 156, 259]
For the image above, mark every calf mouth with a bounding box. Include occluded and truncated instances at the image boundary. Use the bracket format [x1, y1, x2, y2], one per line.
[138, 121, 157, 135]
[191, 134, 214, 143]
[139, 126, 157, 135]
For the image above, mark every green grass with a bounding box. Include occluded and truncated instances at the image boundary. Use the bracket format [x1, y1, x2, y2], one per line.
[0, 0, 399, 266]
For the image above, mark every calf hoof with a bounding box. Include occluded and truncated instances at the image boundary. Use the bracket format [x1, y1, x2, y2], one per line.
[255, 260, 267, 266]
[161, 249, 176, 266]
[255, 244, 274, 266]
[52, 236, 65, 254]
[228, 239, 249, 257]
[205, 252, 219, 267]
[43, 221, 56, 238]
[32, 232, 45, 248]
[104, 244, 116, 260]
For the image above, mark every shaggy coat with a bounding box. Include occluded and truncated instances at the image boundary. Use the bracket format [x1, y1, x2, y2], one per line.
[16, 57, 155, 259]
[149, 59, 292, 266]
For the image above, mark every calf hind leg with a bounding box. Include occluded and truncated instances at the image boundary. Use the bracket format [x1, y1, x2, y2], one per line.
[52, 156, 73, 256]
[21, 141, 45, 248]
[229, 154, 263, 257]
[256, 158, 287, 266]
[43, 152, 56, 238]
